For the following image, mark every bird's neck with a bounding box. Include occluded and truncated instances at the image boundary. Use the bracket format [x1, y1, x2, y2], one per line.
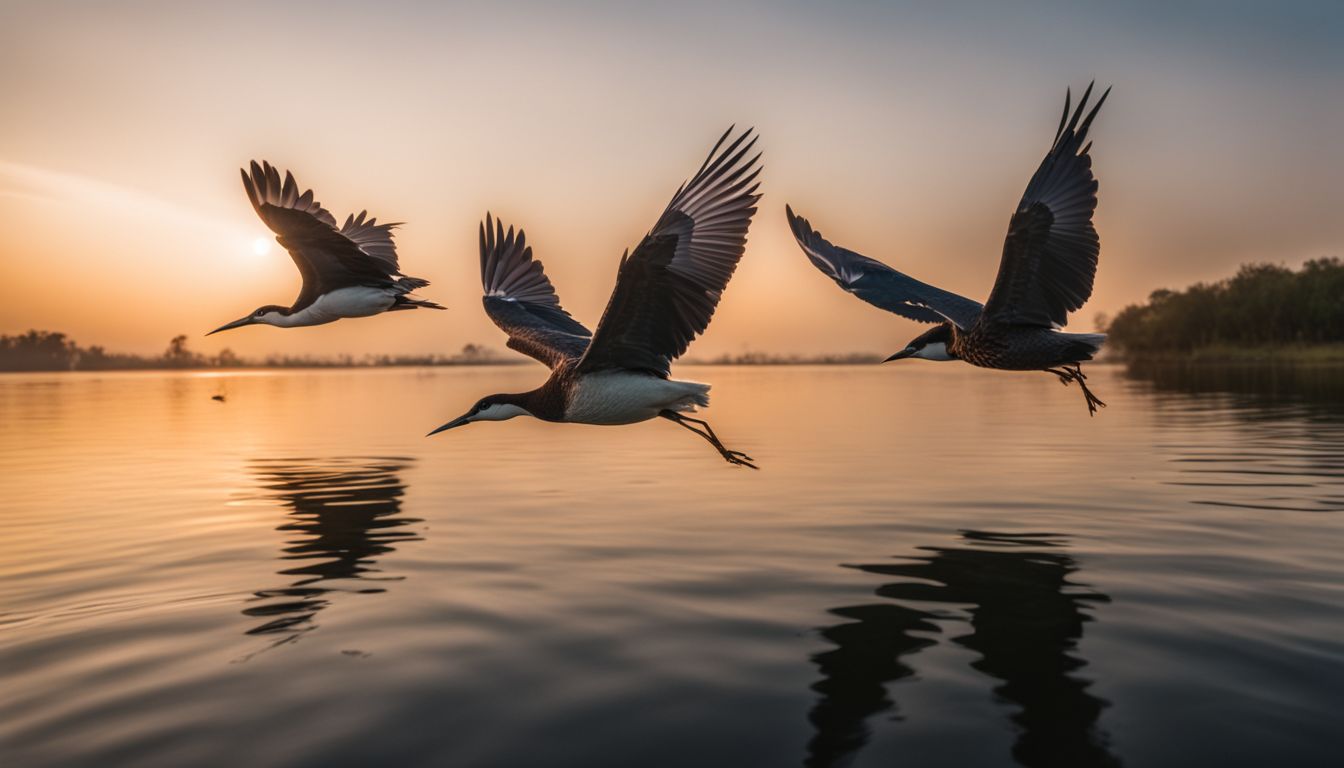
[507, 385, 565, 422]
[946, 326, 967, 359]
[262, 310, 308, 328]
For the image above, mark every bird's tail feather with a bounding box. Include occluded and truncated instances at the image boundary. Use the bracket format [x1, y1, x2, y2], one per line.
[669, 380, 711, 412]
[394, 276, 431, 293]
[391, 294, 446, 311]
[387, 276, 444, 310]
[1065, 332, 1107, 360]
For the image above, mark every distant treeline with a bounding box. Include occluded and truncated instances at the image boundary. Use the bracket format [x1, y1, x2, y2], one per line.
[0, 331, 517, 372]
[1105, 259, 1344, 357]
[2, 330, 895, 372]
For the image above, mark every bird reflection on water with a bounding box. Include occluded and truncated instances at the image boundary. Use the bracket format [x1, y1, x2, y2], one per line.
[807, 531, 1117, 768]
[239, 457, 422, 653]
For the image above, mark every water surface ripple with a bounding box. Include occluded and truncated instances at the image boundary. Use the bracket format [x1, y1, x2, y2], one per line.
[2, 365, 1341, 767]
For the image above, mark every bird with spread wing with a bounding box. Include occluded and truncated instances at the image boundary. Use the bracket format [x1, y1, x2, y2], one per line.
[209, 161, 442, 336]
[788, 83, 1110, 414]
[430, 127, 762, 467]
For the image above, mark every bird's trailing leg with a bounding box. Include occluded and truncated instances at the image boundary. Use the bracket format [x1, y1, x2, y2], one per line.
[659, 410, 758, 469]
[1044, 365, 1106, 416]
[1069, 363, 1105, 415]
[1044, 367, 1073, 386]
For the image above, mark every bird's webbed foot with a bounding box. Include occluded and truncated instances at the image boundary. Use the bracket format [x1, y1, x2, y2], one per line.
[1077, 378, 1107, 416]
[1044, 365, 1107, 416]
[720, 448, 758, 469]
[1068, 363, 1105, 416]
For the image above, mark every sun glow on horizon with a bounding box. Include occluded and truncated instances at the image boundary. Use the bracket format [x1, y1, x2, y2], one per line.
[2, 1, 1340, 360]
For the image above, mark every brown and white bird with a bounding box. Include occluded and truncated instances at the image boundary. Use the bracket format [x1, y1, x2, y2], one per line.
[209, 161, 442, 335]
[430, 128, 762, 467]
[788, 84, 1110, 414]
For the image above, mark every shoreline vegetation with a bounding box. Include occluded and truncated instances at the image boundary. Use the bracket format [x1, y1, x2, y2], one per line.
[0, 330, 885, 372]
[1103, 259, 1344, 365]
[0, 331, 525, 372]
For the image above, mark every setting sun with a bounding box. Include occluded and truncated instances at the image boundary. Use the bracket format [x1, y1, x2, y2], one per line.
[251, 236, 272, 257]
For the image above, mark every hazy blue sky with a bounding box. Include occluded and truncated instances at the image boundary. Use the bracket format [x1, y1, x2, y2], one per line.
[2, 0, 1340, 357]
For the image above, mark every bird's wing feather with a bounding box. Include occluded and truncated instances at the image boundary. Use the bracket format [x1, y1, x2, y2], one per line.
[241, 161, 406, 309]
[786, 205, 984, 330]
[338, 210, 403, 273]
[981, 84, 1108, 328]
[578, 127, 762, 377]
[480, 213, 592, 369]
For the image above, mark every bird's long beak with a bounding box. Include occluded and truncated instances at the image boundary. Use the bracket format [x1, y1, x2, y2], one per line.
[427, 414, 471, 436]
[206, 315, 255, 336]
[884, 347, 917, 362]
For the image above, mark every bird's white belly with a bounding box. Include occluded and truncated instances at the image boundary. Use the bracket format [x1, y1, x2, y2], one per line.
[564, 372, 711, 425]
[288, 287, 396, 325]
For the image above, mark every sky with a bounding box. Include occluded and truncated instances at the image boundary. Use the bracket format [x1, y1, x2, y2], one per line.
[1, 0, 1341, 359]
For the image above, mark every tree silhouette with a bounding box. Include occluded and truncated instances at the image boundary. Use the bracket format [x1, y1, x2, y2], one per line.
[1107, 258, 1344, 354]
[163, 334, 203, 368]
[0, 330, 77, 370]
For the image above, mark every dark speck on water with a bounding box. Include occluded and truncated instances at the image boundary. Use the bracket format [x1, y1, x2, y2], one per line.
[1, 364, 1341, 767]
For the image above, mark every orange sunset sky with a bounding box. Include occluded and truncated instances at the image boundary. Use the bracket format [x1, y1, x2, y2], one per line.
[2, 1, 1341, 359]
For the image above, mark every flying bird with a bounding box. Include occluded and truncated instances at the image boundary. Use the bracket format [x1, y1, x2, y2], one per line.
[430, 128, 762, 467]
[788, 83, 1110, 414]
[208, 161, 443, 335]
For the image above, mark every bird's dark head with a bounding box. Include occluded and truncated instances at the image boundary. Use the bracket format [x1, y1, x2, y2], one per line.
[885, 322, 958, 362]
[428, 393, 532, 435]
[207, 305, 290, 335]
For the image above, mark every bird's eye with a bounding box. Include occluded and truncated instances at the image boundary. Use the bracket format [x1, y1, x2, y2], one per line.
[255, 309, 264, 317]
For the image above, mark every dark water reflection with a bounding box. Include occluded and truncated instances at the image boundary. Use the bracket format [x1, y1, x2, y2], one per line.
[1123, 360, 1344, 409]
[1121, 363, 1344, 514]
[809, 531, 1116, 768]
[240, 458, 421, 652]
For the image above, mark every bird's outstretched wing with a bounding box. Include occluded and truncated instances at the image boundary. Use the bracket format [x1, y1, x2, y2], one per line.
[981, 83, 1109, 328]
[337, 210, 401, 274]
[578, 127, 762, 377]
[241, 161, 408, 309]
[480, 213, 592, 369]
[786, 205, 984, 330]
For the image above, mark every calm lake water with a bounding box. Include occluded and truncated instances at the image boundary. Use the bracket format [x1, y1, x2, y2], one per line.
[2, 365, 1341, 767]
